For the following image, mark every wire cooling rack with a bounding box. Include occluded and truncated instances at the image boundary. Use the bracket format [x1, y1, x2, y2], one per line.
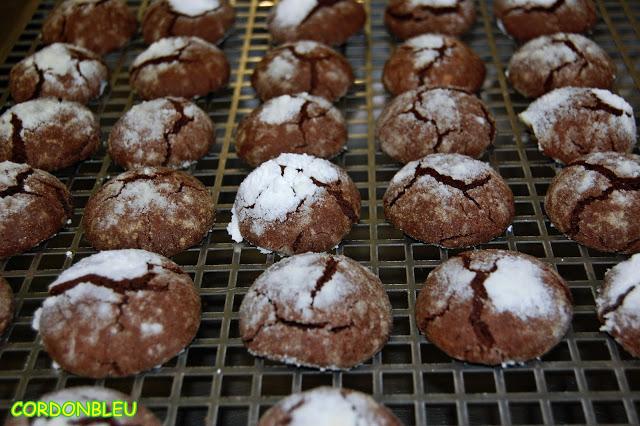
[1, 0, 639, 425]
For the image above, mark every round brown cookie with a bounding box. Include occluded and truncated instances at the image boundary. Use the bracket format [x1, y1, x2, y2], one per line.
[268, 0, 366, 46]
[545, 152, 640, 254]
[259, 387, 402, 426]
[32, 250, 200, 378]
[0, 161, 72, 259]
[385, 0, 476, 39]
[251, 40, 354, 102]
[240, 253, 392, 369]
[83, 167, 215, 257]
[383, 34, 485, 95]
[0, 98, 100, 171]
[130, 36, 230, 100]
[520, 88, 636, 164]
[596, 254, 640, 357]
[227, 153, 360, 255]
[0, 277, 14, 336]
[377, 86, 496, 164]
[42, 0, 137, 56]
[108, 97, 215, 169]
[494, 0, 597, 42]
[508, 33, 616, 99]
[416, 249, 573, 365]
[236, 93, 347, 167]
[10, 43, 108, 104]
[383, 153, 514, 248]
[142, 0, 235, 45]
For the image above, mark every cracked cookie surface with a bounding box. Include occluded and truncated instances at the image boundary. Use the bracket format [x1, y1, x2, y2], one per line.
[108, 97, 214, 169]
[267, 0, 366, 46]
[0, 161, 72, 259]
[236, 93, 347, 167]
[508, 33, 616, 98]
[9, 43, 108, 104]
[32, 250, 200, 378]
[42, 0, 137, 55]
[84, 167, 215, 257]
[385, 0, 476, 39]
[0, 98, 100, 171]
[258, 387, 402, 426]
[596, 254, 640, 357]
[227, 153, 360, 255]
[416, 249, 572, 365]
[0, 277, 14, 336]
[520, 88, 636, 164]
[240, 253, 392, 370]
[383, 153, 514, 248]
[130, 36, 230, 100]
[377, 86, 496, 164]
[383, 33, 485, 95]
[142, 0, 235, 45]
[252, 40, 354, 102]
[545, 152, 640, 254]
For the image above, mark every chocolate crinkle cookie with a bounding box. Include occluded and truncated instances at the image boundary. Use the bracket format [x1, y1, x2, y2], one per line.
[42, 0, 137, 55]
[545, 152, 640, 254]
[508, 33, 616, 98]
[32, 250, 200, 378]
[520, 88, 636, 164]
[416, 249, 573, 365]
[251, 40, 354, 102]
[385, 0, 476, 39]
[142, 0, 235, 45]
[383, 34, 485, 95]
[0, 98, 100, 171]
[228, 153, 360, 255]
[494, 0, 597, 42]
[0, 277, 14, 336]
[596, 254, 640, 358]
[377, 86, 495, 164]
[236, 93, 347, 167]
[259, 387, 402, 426]
[10, 43, 108, 104]
[84, 167, 215, 257]
[383, 153, 514, 248]
[0, 161, 72, 259]
[268, 0, 366, 46]
[240, 253, 392, 370]
[130, 36, 230, 100]
[108, 97, 214, 169]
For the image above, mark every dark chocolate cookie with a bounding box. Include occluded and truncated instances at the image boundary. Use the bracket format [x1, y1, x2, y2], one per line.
[520, 88, 636, 164]
[416, 249, 573, 365]
[251, 40, 354, 102]
[32, 250, 200, 378]
[42, 0, 137, 55]
[108, 97, 215, 169]
[545, 152, 640, 254]
[0, 161, 72, 259]
[228, 153, 360, 255]
[259, 387, 402, 426]
[142, 0, 235, 45]
[385, 0, 476, 39]
[383, 153, 514, 248]
[494, 0, 598, 42]
[236, 93, 347, 167]
[84, 167, 215, 257]
[240, 253, 392, 369]
[383, 34, 485, 95]
[0, 98, 100, 171]
[377, 86, 495, 164]
[0, 277, 14, 336]
[130, 36, 230, 100]
[268, 0, 366, 46]
[508, 33, 615, 98]
[10, 43, 109, 104]
[597, 254, 640, 357]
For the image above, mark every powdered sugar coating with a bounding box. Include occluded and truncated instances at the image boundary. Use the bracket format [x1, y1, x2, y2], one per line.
[597, 254, 640, 331]
[168, 0, 220, 16]
[502, 0, 558, 6]
[31, 43, 104, 85]
[406, 34, 449, 68]
[392, 153, 493, 185]
[132, 37, 191, 67]
[294, 40, 322, 54]
[410, 0, 458, 6]
[259, 94, 307, 124]
[272, 0, 318, 27]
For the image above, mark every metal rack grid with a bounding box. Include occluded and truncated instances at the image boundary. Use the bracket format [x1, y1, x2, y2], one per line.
[1, 0, 639, 424]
